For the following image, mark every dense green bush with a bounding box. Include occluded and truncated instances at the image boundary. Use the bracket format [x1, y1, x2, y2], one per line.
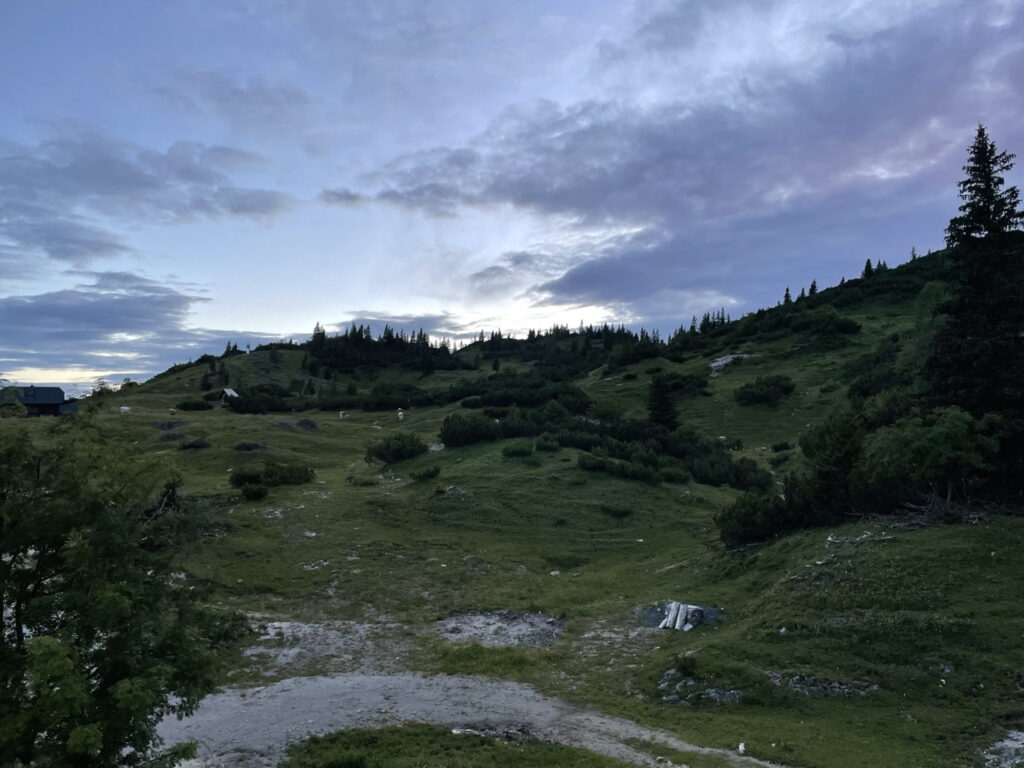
[734, 375, 796, 406]
[365, 432, 427, 463]
[241, 483, 269, 500]
[410, 466, 440, 481]
[535, 434, 560, 452]
[177, 399, 213, 411]
[714, 489, 809, 547]
[502, 441, 534, 458]
[439, 412, 501, 447]
[230, 462, 315, 489]
[577, 453, 658, 484]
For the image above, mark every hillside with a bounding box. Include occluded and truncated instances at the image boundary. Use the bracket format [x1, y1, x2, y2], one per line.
[4, 250, 1023, 768]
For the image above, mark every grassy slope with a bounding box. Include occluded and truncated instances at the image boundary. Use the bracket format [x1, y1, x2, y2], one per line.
[5, 261, 1022, 768]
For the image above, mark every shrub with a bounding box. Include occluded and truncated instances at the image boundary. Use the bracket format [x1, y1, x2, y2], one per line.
[657, 467, 691, 484]
[366, 432, 427, 463]
[439, 412, 500, 447]
[263, 462, 316, 486]
[577, 453, 658, 484]
[180, 438, 210, 450]
[241, 483, 268, 500]
[601, 504, 633, 519]
[177, 399, 213, 411]
[502, 441, 533, 458]
[229, 468, 263, 488]
[410, 466, 440, 481]
[346, 475, 378, 487]
[714, 492, 794, 547]
[734, 375, 796, 406]
[534, 434, 560, 452]
[234, 441, 264, 451]
[770, 441, 792, 452]
[230, 463, 315, 489]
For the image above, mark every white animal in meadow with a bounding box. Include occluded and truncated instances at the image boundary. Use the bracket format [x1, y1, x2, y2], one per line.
[119, 406, 132, 415]
[339, 411, 350, 420]
[397, 408, 405, 422]
[168, 408, 177, 416]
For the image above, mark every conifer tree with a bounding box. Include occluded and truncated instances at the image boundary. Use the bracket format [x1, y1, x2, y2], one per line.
[927, 126, 1024, 488]
[862, 259, 874, 278]
[945, 124, 1024, 248]
[809, 279, 818, 296]
[647, 375, 679, 431]
[783, 286, 792, 305]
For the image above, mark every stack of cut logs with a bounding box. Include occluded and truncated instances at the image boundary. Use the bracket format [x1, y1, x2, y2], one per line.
[658, 601, 704, 631]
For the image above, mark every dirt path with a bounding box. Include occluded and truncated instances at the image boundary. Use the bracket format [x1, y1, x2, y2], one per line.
[158, 672, 787, 768]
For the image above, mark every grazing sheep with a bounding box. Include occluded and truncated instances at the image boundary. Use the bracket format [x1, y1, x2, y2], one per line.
[397, 408, 405, 422]
[119, 406, 132, 415]
[168, 408, 177, 416]
[339, 411, 350, 420]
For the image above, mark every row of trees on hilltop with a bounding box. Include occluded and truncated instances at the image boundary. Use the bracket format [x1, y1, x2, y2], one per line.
[719, 124, 1024, 545]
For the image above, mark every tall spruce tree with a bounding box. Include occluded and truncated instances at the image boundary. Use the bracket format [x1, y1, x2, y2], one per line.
[945, 124, 1024, 248]
[647, 375, 679, 431]
[927, 126, 1024, 490]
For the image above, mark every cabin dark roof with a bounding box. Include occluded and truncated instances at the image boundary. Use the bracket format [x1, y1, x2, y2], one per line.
[14, 386, 66, 405]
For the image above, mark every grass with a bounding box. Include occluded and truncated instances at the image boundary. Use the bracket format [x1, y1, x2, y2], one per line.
[277, 724, 632, 767]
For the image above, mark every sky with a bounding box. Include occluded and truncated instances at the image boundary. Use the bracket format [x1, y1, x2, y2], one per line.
[2, 0, 1023, 392]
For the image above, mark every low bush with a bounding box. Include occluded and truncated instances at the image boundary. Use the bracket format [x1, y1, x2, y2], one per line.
[241, 483, 268, 501]
[577, 453, 658, 484]
[439, 412, 501, 447]
[230, 462, 315, 489]
[535, 434, 560, 452]
[177, 400, 213, 411]
[179, 438, 210, 450]
[502, 441, 534, 458]
[366, 432, 427, 464]
[410, 466, 440, 481]
[734, 375, 796, 406]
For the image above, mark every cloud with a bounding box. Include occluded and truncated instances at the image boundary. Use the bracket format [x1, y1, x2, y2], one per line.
[318, 187, 368, 206]
[0, 129, 293, 264]
[1, 203, 131, 263]
[351, 0, 1024, 320]
[155, 67, 316, 137]
[0, 271, 277, 386]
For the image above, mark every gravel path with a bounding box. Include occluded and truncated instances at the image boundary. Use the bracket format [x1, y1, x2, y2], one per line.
[158, 673, 786, 768]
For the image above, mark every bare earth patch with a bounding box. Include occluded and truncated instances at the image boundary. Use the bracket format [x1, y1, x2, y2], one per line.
[242, 618, 411, 676]
[435, 610, 565, 647]
[157, 673, 784, 768]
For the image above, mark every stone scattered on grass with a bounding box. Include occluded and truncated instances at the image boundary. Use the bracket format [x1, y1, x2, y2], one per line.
[436, 610, 565, 648]
[429, 442, 446, 451]
[657, 668, 742, 706]
[766, 671, 879, 697]
[442, 485, 466, 498]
